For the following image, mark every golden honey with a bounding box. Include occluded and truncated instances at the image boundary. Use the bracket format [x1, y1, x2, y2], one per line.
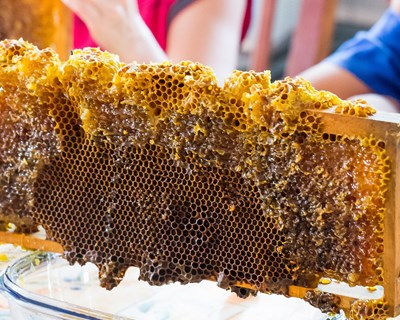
[0, 39, 392, 319]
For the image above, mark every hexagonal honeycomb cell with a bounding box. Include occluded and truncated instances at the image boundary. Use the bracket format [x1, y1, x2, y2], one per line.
[349, 299, 390, 320]
[0, 40, 395, 319]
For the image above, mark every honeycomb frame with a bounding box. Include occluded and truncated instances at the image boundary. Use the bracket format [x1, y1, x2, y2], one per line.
[1, 40, 400, 319]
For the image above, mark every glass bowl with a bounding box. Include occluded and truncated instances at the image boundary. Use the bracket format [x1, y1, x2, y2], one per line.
[0, 251, 337, 320]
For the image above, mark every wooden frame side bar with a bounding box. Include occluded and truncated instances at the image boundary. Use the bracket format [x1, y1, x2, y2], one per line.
[315, 110, 400, 316]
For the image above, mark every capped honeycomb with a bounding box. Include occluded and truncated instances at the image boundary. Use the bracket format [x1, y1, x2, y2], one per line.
[0, 39, 395, 319]
[0, 40, 61, 232]
[0, 0, 71, 59]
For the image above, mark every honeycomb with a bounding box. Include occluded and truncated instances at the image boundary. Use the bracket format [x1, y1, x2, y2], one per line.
[0, 40, 61, 232]
[349, 299, 390, 320]
[0, 0, 71, 59]
[0, 40, 393, 319]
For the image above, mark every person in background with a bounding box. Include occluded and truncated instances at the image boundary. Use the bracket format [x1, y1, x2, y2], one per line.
[61, 0, 252, 83]
[300, 0, 400, 113]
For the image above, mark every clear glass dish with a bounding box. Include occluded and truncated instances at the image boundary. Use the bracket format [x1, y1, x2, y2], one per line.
[0, 251, 342, 320]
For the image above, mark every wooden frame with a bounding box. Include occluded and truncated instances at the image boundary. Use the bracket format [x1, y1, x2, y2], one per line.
[314, 110, 400, 316]
[0, 110, 399, 316]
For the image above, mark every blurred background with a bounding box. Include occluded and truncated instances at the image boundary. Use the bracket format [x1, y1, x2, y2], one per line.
[240, 0, 388, 79]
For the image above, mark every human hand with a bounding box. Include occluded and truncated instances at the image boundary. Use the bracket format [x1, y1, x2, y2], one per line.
[61, 0, 152, 61]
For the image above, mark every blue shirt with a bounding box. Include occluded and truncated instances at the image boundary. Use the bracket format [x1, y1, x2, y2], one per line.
[326, 8, 400, 103]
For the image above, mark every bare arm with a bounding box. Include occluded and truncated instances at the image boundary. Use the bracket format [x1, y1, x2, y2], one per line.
[61, 0, 167, 63]
[299, 59, 399, 113]
[61, 0, 246, 82]
[167, 0, 246, 81]
[298, 62, 371, 99]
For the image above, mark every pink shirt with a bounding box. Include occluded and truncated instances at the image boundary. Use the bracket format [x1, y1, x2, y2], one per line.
[73, 0, 252, 51]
